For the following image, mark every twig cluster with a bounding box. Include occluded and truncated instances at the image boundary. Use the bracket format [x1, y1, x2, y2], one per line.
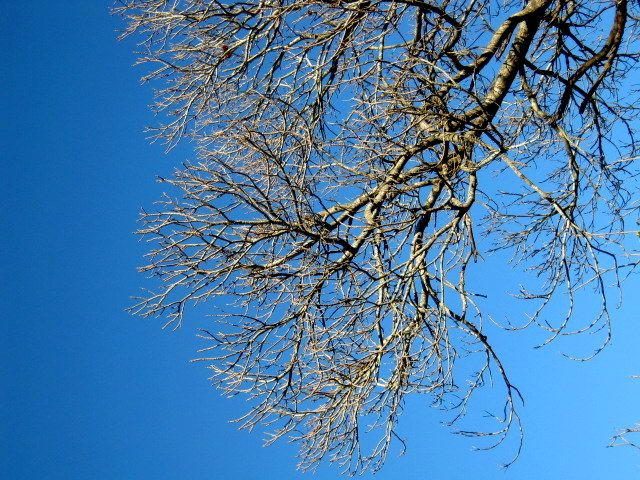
[118, 0, 640, 473]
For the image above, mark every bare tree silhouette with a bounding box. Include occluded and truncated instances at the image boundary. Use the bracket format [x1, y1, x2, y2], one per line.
[118, 0, 640, 473]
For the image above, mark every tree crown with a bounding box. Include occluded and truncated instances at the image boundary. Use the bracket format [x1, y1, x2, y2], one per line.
[119, 0, 640, 473]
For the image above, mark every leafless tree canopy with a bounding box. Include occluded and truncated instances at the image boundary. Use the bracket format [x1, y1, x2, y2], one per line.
[119, 0, 640, 473]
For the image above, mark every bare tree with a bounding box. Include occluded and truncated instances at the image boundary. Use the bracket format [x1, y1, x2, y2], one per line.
[118, 0, 640, 474]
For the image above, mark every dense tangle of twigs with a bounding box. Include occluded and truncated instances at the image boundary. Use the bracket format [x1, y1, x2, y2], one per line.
[119, 0, 640, 473]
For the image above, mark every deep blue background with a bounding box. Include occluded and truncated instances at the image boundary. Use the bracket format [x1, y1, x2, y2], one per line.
[2, 3, 640, 478]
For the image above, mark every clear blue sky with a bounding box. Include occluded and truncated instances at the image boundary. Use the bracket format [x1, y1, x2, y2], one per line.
[2, 2, 640, 479]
